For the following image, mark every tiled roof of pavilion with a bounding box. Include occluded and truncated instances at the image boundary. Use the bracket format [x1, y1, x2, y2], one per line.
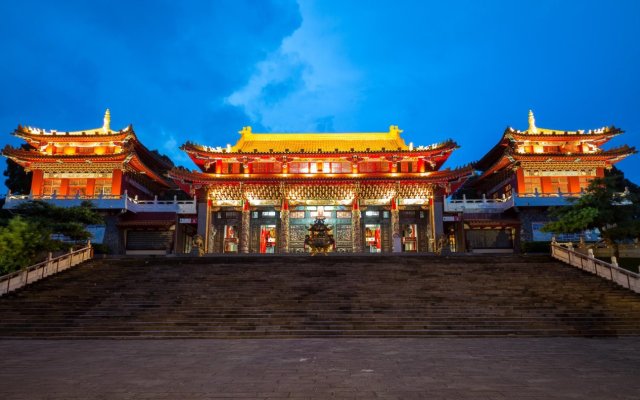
[12, 109, 137, 143]
[474, 110, 632, 171]
[2, 110, 174, 187]
[183, 126, 456, 155]
[233, 126, 409, 153]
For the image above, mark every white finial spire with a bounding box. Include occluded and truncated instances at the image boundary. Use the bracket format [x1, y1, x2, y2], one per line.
[528, 109, 538, 134]
[103, 108, 111, 133]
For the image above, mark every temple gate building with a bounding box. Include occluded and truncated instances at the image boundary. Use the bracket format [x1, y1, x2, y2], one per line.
[170, 126, 473, 254]
[2, 110, 197, 254]
[445, 111, 637, 252]
[2, 110, 636, 255]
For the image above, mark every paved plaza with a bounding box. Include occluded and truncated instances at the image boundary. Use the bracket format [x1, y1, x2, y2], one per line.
[1, 338, 639, 399]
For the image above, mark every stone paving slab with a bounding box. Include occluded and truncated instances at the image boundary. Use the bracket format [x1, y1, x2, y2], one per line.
[0, 338, 639, 399]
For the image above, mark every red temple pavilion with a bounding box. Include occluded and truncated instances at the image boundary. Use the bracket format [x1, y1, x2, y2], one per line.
[2, 110, 197, 254]
[444, 110, 637, 252]
[169, 125, 473, 254]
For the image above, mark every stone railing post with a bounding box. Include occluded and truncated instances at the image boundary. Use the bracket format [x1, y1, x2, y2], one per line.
[46, 252, 53, 276]
[611, 256, 619, 268]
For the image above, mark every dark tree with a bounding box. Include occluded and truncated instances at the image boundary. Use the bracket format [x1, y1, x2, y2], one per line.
[3, 144, 32, 195]
[0, 201, 104, 273]
[542, 171, 640, 256]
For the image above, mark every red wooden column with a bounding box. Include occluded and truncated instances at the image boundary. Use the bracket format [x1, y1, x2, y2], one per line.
[515, 169, 526, 194]
[111, 169, 123, 196]
[86, 178, 96, 197]
[59, 179, 70, 197]
[540, 177, 553, 194]
[30, 170, 44, 196]
[568, 177, 581, 194]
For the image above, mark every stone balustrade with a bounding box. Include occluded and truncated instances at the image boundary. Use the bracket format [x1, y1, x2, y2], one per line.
[551, 240, 640, 294]
[0, 245, 93, 296]
[3, 191, 197, 214]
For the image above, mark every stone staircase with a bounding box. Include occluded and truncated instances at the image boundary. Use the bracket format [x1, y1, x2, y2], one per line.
[1, 254, 639, 338]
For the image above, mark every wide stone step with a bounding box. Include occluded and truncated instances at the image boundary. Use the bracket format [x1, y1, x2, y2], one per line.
[1, 255, 639, 338]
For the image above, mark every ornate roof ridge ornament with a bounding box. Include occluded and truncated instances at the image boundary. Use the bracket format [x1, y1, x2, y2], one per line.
[103, 108, 111, 133]
[528, 109, 538, 134]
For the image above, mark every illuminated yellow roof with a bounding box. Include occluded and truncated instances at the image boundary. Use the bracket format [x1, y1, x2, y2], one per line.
[231, 125, 409, 153]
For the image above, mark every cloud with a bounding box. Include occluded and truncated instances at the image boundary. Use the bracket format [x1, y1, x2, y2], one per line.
[226, 0, 361, 132]
[0, 0, 302, 166]
[159, 130, 190, 166]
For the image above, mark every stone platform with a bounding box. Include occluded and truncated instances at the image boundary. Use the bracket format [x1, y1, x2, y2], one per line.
[1, 338, 639, 399]
[2, 255, 640, 398]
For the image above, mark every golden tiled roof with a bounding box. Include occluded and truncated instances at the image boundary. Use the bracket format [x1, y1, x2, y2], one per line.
[231, 125, 409, 153]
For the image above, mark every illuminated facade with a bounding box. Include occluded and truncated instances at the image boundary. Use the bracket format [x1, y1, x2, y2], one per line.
[2, 110, 196, 254]
[445, 111, 637, 252]
[2, 110, 636, 255]
[170, 126, 473, 254]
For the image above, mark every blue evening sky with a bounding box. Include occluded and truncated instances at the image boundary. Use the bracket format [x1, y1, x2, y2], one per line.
[1, 0, 638, 187]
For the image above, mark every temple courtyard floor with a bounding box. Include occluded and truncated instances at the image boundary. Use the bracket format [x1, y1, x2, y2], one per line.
[1, 338, 639, 399]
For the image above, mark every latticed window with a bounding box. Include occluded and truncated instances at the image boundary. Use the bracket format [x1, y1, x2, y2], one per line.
[550, 177, 569, 194]
[224, 163, 240, 173]
[325, 161, 351, 173]
[93, 178, 112, 196]
[68, 179, 87, 196]
[359, 161, 390, 173]
[523, 177, 541, 194]
[251, 162, 282, 174]
[289, 162, 331, 173]
[42, 179, 62, 196]
[578, 176, 594, 192]
[398, 161, 417, 173]
[288, 162, 308, 173]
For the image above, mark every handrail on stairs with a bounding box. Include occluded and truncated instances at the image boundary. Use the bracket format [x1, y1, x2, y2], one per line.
[0, 243, 93, 296]
[550, 238, 640, 294]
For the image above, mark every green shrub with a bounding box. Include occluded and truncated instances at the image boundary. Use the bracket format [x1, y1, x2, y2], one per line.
[0, 217, 53, 274]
